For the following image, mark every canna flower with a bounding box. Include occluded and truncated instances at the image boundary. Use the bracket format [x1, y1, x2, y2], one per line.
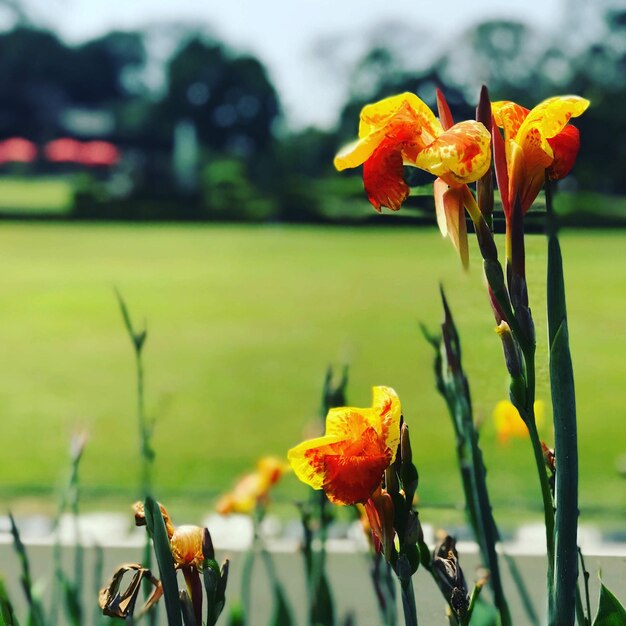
[493, 399, 545, 444]
[334, 92, 491, 268]
[491, 96, 589, 218]
[334, 93, 491, 208]
[288, 386, 401, 505]
[216, 456, 288, 515]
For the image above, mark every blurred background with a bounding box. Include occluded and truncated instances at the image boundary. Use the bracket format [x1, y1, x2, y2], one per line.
[0, 0, 624, 526]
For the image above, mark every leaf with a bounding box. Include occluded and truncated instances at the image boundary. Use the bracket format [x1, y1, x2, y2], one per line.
[144, 497, 182, 626]
[547, 234, 579, 625]
[115, 288, 147, 353]
[468, 597, 499, 626]
[269, 583, 294, 626]
[8, 514, 45, 626]
[310, 573, 335, 626]
[57, 572, 81, 626]
[0, 579, 20, 626]
[592, 582, 626, 625]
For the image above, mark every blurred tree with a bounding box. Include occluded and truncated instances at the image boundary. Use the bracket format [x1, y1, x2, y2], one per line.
[159, 37, 280, 157]
[0, 27, 146, 140]
[67, 31, 147, 105]
[0, 27, 71, 137]
[443, 20, 543, 103]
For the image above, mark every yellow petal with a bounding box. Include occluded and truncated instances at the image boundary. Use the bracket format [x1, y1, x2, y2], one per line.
[287, 434, 343, 490]
[413, 121, 491, 185]
[492, 101, 529, 165]
[517, 96, 590, 157]
[334, 128, 389, 171]
[370, 386, 402, 460]
[170, 525, 204, 569]
[358, 92, 442, 140]
[334, 92, 443, 171]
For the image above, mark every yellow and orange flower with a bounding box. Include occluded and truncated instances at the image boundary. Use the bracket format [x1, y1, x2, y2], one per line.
[334, 93, 490, 267]
[491, 96, 589, 217]
[288, 386, 402, 505]
[216, 456, 288, 515]
[493, 399, 546, 444]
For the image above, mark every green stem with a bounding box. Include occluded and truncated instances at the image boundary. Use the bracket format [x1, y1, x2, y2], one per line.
[527, 415, 555, 573]
[578, 549, 591, 626]
[399, 577, 418, 626]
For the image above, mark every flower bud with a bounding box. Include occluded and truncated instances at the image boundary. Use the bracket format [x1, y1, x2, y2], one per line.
[170, 525, 204, 569]
[495, 321, 522, 378]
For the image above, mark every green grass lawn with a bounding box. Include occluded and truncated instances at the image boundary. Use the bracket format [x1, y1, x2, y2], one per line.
[0, 223, 623, 523]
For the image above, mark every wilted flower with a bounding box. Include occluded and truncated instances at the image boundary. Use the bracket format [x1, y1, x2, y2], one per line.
[288, 386, 401, 505]
[99, 563, 162, 619]
[491, 96, 589, 218]
[216, 456, 288, 515]
[432, 533, 469, 619]
[493, 399, 545, 444]
[133, 501, 204, 569]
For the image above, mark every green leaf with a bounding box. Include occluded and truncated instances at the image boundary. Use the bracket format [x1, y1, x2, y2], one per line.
[202, 559, 224, 626]
[547, 234, 579, 626]
[269, 583, 294, 626]
[468, 597, 499, 626]
[227, 602, 245, 626]
[310, 573, 334, 626]
[0, 579, 20, 626]
[144, 497, 182, 626]
[8, 514, 45, 626]
[57, 572, 81, 626]
[592, 582, 626, 625]
[115, 288, 147, 353]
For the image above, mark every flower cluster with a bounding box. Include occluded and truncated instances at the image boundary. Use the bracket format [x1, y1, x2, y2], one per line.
[334, 90, 589, 269]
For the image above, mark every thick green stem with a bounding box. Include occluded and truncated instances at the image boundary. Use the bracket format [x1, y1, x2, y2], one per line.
[399, 577, 418, 626]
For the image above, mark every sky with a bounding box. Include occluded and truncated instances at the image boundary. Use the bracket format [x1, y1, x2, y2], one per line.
[13, 0, 573, 128]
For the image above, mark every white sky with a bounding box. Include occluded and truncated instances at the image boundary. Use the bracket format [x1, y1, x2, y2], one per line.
[13, 0, 572, 128]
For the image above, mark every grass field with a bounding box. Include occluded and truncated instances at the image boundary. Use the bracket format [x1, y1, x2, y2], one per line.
[0, 223, 623, 523]
[0, 176, 74, 214]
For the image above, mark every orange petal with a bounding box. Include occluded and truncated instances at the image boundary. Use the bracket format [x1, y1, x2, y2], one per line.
[436, 88, 454, 131]
[322, 451, 389, 505]
[491, 119, 510, 217]
[363, 141, 410, 211]
[547, 124, 580, 180]
[413, 120, 491, 185]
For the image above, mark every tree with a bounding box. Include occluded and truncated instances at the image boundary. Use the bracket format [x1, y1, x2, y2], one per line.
[0, 27, 146, 140]
[159, 37, 280, 157]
